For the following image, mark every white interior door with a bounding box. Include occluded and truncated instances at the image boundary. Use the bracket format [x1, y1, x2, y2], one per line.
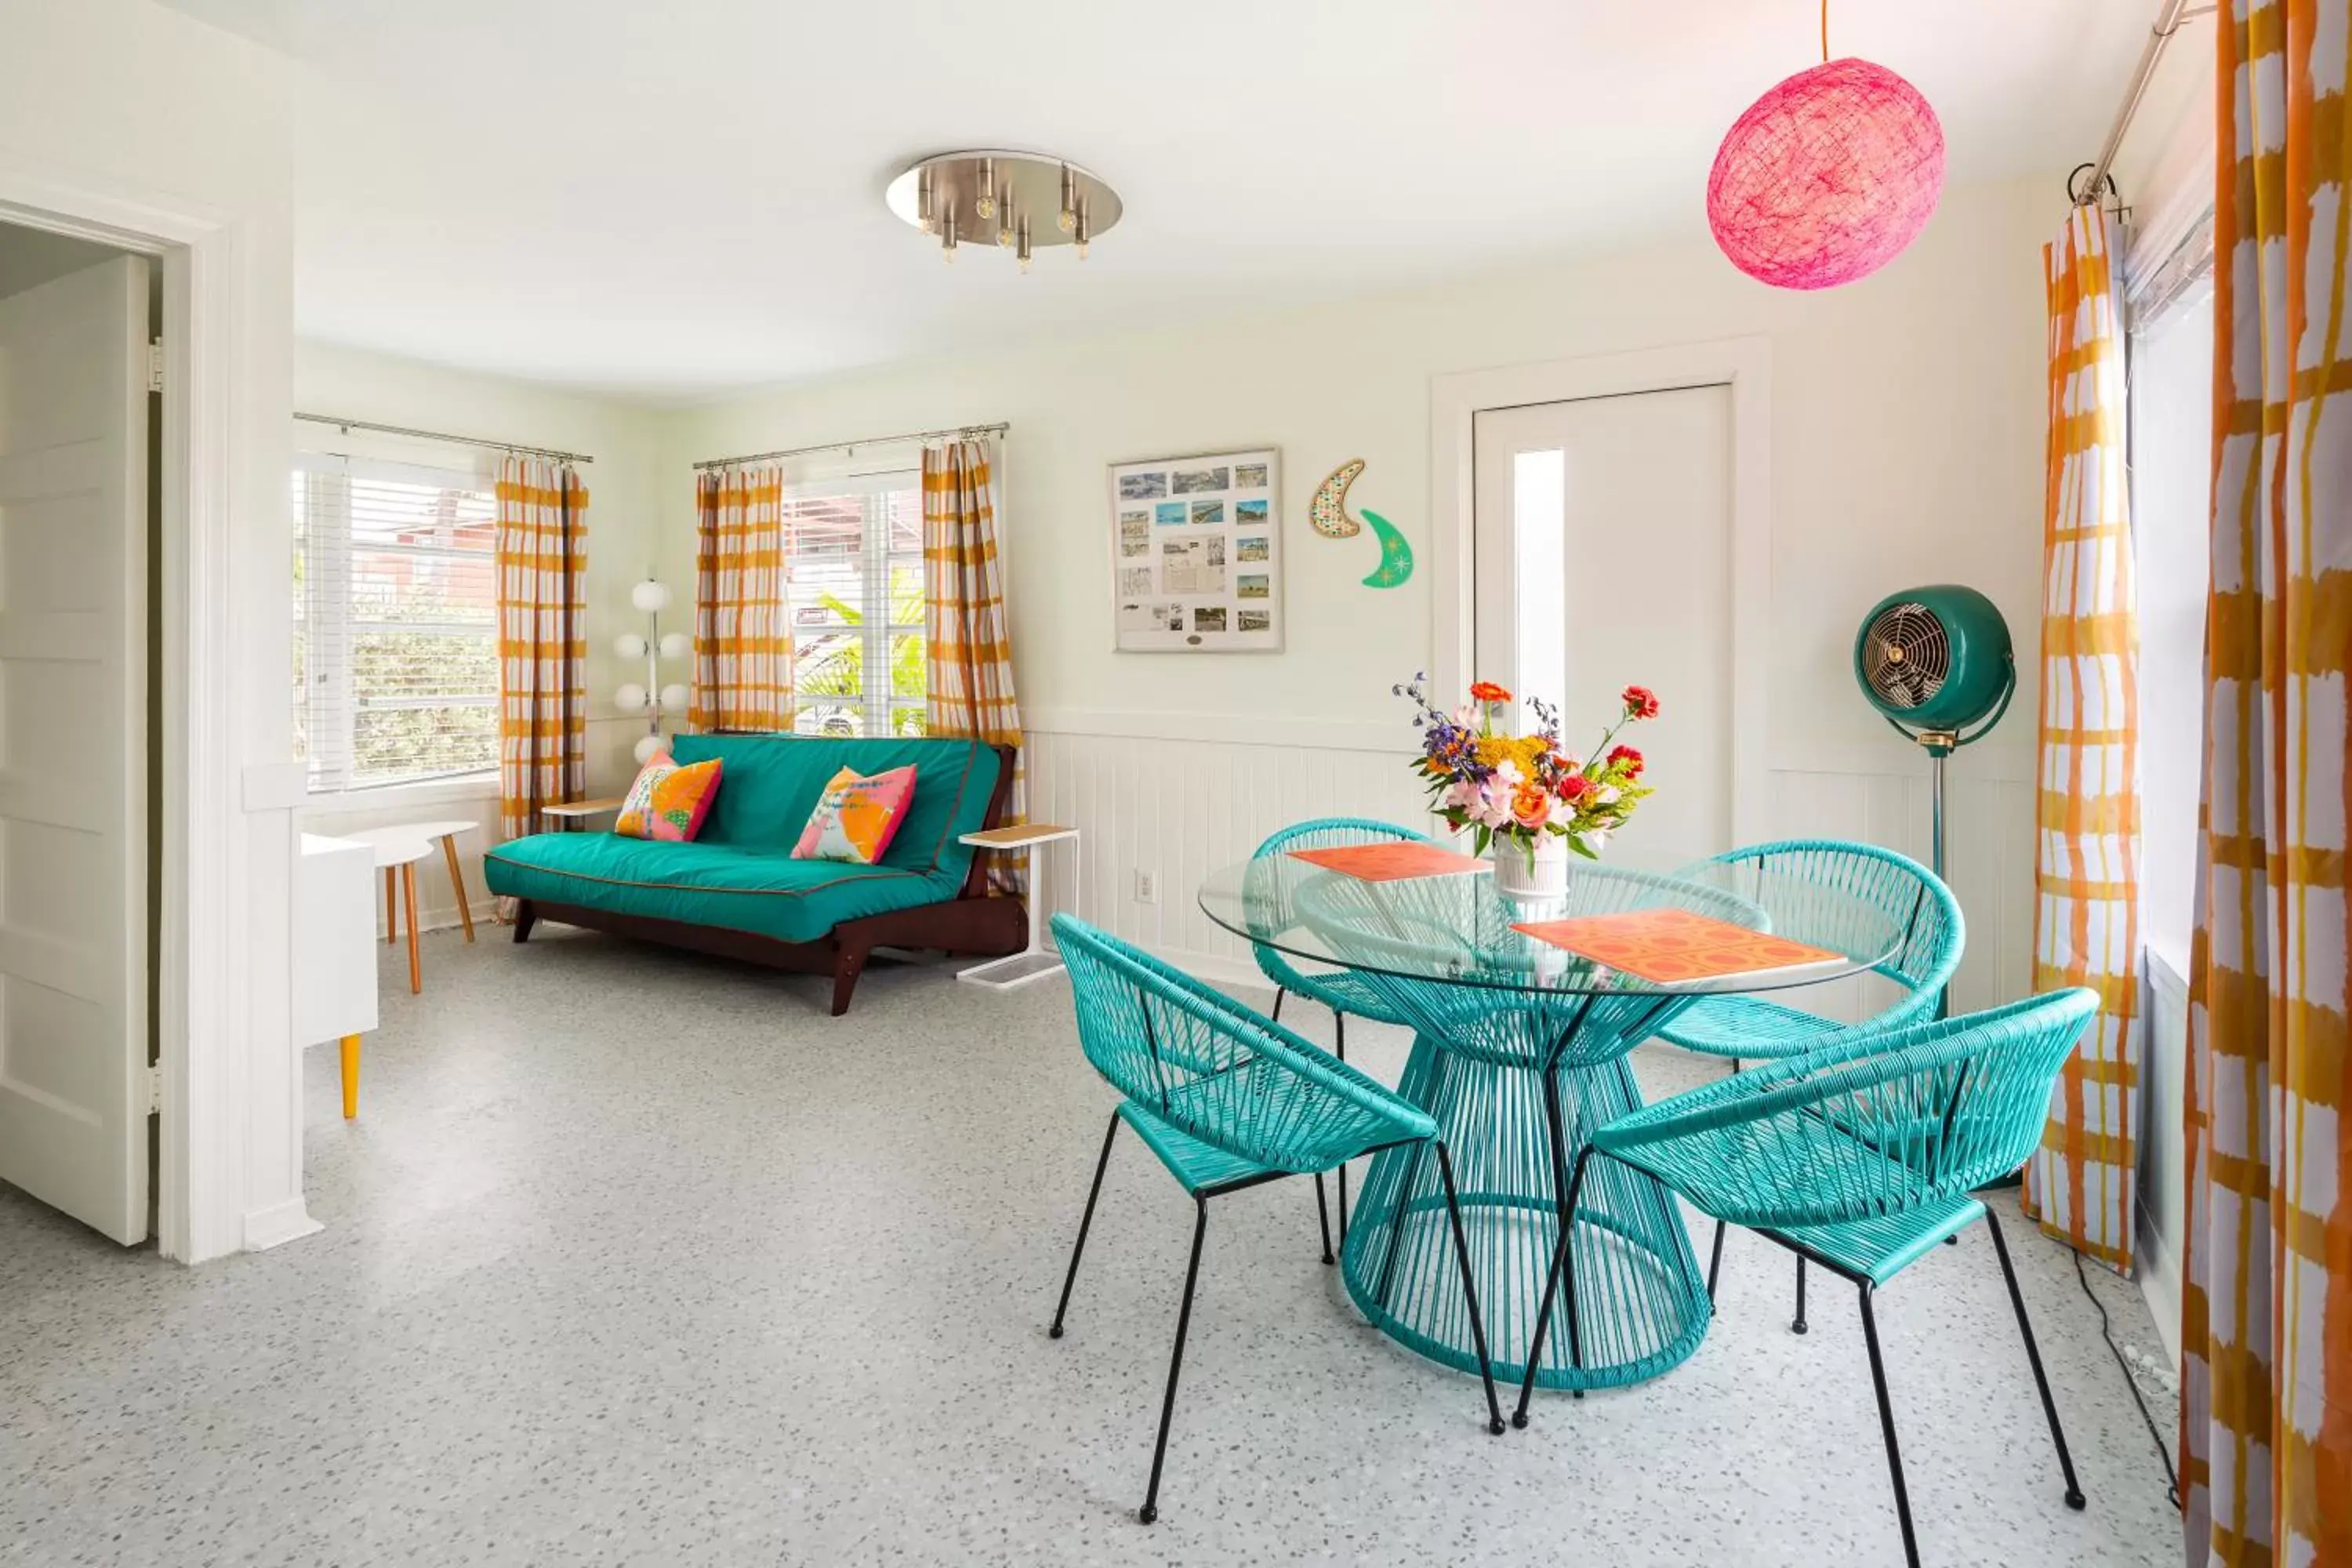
[0, 253, 150, 1245]
[1472, 385, 1733, 867]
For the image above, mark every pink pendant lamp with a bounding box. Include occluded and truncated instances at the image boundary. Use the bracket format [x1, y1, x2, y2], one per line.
[1707, 4, 1944, 290]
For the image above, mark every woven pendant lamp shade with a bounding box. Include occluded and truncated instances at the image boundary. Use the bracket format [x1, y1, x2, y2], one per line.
[1707, 56, 1945, 290]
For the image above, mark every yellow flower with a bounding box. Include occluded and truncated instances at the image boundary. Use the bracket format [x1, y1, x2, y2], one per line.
[1473, 735, 1549, 775]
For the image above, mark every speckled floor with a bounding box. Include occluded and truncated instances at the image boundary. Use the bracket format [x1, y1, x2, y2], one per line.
[2, 927, 2181, 1566]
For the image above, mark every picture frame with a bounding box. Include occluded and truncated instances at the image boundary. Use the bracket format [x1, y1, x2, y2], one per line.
[1107, 447, 1283, 652]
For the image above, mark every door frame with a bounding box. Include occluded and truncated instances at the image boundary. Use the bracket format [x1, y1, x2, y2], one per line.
[0, 160, 297, 1262]
[1429, 337, 1773, 847]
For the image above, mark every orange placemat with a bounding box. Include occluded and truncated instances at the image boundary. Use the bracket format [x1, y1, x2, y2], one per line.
[1509, 908, 1846, 985]
[1287, 843, 1492, 882]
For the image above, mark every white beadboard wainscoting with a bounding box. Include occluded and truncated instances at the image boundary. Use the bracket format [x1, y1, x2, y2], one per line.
[1024, 713, 2038, 1021]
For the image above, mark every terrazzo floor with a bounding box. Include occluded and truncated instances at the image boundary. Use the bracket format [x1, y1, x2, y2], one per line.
[2, 925, 2183, 1566]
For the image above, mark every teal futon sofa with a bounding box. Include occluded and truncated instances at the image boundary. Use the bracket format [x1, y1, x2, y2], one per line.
[485, 732, 1023, 1014]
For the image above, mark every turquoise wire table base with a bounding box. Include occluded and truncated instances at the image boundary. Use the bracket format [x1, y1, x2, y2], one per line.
[1341, 1035, 1712, 1392]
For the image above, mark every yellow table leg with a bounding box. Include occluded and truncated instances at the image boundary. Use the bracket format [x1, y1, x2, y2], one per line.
[339, 1033, 361, 1120]
[441, 834, 476, 943]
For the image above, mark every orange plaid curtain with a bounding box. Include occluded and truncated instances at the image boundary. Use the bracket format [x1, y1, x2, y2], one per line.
[2181, 2, 2352, 1559]
[2023, 203, 2143, 1274]
[923, 438, 1024, 892]
[689, 465, 789, 733]
[495, 456, 587, 842]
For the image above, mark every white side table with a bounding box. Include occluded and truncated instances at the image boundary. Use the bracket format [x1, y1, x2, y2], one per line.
[956, 823, 1079, 990]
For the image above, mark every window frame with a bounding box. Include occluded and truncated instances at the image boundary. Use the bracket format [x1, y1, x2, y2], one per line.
[294, 452, 503, 795]
[780, 469, 926, 739]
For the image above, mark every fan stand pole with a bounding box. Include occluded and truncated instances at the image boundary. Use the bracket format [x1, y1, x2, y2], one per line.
[1926, 739, 1952, 1020]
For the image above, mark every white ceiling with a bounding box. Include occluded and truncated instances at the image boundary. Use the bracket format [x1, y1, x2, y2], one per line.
[160, 0, 2156, 404]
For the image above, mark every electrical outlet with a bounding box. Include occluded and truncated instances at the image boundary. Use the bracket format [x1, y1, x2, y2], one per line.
[1134, 869, 1159, 904]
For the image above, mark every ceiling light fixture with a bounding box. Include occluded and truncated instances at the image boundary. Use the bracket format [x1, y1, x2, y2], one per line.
[888, 151, 1119, 272]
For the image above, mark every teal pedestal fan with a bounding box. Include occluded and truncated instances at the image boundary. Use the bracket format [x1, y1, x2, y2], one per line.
[1852, 586, 2016, 885]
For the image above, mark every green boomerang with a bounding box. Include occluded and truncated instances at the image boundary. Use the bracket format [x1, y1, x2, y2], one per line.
[1359, 510, 1414, 589]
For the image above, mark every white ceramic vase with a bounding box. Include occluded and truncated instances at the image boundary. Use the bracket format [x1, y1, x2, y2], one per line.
[1489, 831, 1571, 902]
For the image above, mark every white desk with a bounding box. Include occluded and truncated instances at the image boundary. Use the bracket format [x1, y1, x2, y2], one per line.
[956, 823, 1079, 990]
[296, 834, 379, 1119]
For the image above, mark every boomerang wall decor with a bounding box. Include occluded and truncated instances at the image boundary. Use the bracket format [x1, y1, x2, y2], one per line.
[1107, 447, 1283, 652]
[1309, 458, 1414, 588]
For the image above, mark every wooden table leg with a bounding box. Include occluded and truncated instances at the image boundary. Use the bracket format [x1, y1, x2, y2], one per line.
[441, 835, 475, 943]
[385, 866, 398, 944]
[339, 1033, 361, 1120]
[401, 863, 422, 994]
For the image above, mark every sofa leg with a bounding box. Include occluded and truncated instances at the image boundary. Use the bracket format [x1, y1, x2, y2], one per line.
[831, 942, 869, 1016]
[512, 901, 536, 944]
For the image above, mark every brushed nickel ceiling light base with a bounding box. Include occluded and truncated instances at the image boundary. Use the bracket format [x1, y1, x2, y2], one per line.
[886, 151, 1120, 266]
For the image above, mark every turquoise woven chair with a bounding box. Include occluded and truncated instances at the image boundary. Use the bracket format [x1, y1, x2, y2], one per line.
[1246, 817, 1431, 1253]
[1655, 840, 1965, 1310]
[1657, 840, 1964, 1067]
[1519, 989, 2098, 1568]
[1046, 914, 1504, 1524]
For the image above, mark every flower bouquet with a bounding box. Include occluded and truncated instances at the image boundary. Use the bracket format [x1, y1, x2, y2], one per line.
[1394, 673, 1659, 897]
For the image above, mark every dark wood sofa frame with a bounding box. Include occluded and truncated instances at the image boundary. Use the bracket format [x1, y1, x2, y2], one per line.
[509, 742, 1026, 1015]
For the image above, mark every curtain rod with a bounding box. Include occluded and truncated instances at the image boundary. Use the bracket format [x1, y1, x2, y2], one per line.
[2075, 0, 2214, 207]
[294, 411, 594, 466]
[693, 421, 1008, 473]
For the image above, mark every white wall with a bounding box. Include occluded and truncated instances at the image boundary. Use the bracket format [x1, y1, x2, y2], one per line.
[0, 0, 297, 1260]
[657, 177, 2058, 1001]
[290, 341, 667, 931]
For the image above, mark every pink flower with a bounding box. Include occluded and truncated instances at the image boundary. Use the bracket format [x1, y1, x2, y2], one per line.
[1621, 685, 1661, 720]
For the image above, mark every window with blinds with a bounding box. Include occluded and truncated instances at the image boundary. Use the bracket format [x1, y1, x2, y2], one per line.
[292, 456, 501, 791]
[783, 473, 926, 737]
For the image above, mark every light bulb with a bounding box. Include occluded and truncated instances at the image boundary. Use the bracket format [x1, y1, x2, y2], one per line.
[615, 682, 648, 713]
[658, 631, 691, 659]
[941, 203, 956, 263]
[633, 734, 665, 766]
[630, 580, 671, 614]
[1057, 163, 1077, 233]
[916, 166, 935, 234]
[614, 633, 647, 661]
[660, 684, 690, 713]
[974, 158, 996, 221]
[996, 205, 1014, 247]
[1016, 216, 1032, 273]
[1075, 197, 1091, 260]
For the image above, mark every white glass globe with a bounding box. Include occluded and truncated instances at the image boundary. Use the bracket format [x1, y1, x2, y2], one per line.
[659, 684, 690, 713]
[658, 631, 691, 660]
[614, 682, 648, 713]
[614, 632, 647, 661]
[630, 580, 672, 615]
[633, 733, 666, 765]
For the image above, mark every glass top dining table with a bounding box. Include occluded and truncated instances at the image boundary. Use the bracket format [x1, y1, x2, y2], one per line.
[1196, 852, 1906, 1405]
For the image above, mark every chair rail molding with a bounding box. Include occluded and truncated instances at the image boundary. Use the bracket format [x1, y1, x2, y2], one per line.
[0, 156, 299, 1263]
[1428, 336, 1773, 848]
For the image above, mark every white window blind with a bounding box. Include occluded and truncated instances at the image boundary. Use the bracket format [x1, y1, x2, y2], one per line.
[782, 472, 926, 737]
[293, 456, 501, 791]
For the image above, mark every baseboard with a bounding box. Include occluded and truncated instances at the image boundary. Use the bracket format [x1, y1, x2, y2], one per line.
[241, 1197, 322, 1252]
[2137, 1207, 2183, 1370]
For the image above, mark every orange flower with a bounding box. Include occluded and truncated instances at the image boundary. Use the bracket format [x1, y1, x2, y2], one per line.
[1469, 681, 1513, 704]
[1510, 783, 1552, 829]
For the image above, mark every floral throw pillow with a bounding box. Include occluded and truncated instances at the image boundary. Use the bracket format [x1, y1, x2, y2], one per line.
[791, 764, 918, 865]
[613, 752, 724, 842]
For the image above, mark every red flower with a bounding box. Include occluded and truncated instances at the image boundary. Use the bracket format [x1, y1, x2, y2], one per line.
[1556, 771, 1592, 803]
[1469, 681, 1513, 705]
[1608, 745, 1646, 777]
[1621, 684, 1661, 720]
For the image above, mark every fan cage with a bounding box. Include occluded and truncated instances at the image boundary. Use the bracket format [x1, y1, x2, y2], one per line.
[1862, 602, 1951, 711]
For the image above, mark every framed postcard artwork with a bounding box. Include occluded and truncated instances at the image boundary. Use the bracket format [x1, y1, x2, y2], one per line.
[1108, 448, 1282, 652]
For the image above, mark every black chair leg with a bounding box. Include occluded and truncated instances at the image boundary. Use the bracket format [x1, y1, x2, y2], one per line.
[1433, 1141, 1506, 1436]
[1512, 1146, 1595, 1427]
[1792, 1254, 1809, 1334]
[1051, 1111, 1120, 1338]
[1984, 1210, 2088, 1509]
[1138, 1196, 1209, 1525]
[1857, 1284, 1922, 1568]
[1312, 1173, 1335, 1265]
[1334, 1011, 1349, 1246]
[1270, 987, 1285, 1023]
[1706, 1219, 1727, 1305]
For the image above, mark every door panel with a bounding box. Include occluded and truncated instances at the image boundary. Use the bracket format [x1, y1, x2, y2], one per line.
[1472, 386, 1733, 867]
[0, 253, 150, 1245]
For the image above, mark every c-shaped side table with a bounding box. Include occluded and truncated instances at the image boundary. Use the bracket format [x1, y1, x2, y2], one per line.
[956, 823, 1078, 989]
